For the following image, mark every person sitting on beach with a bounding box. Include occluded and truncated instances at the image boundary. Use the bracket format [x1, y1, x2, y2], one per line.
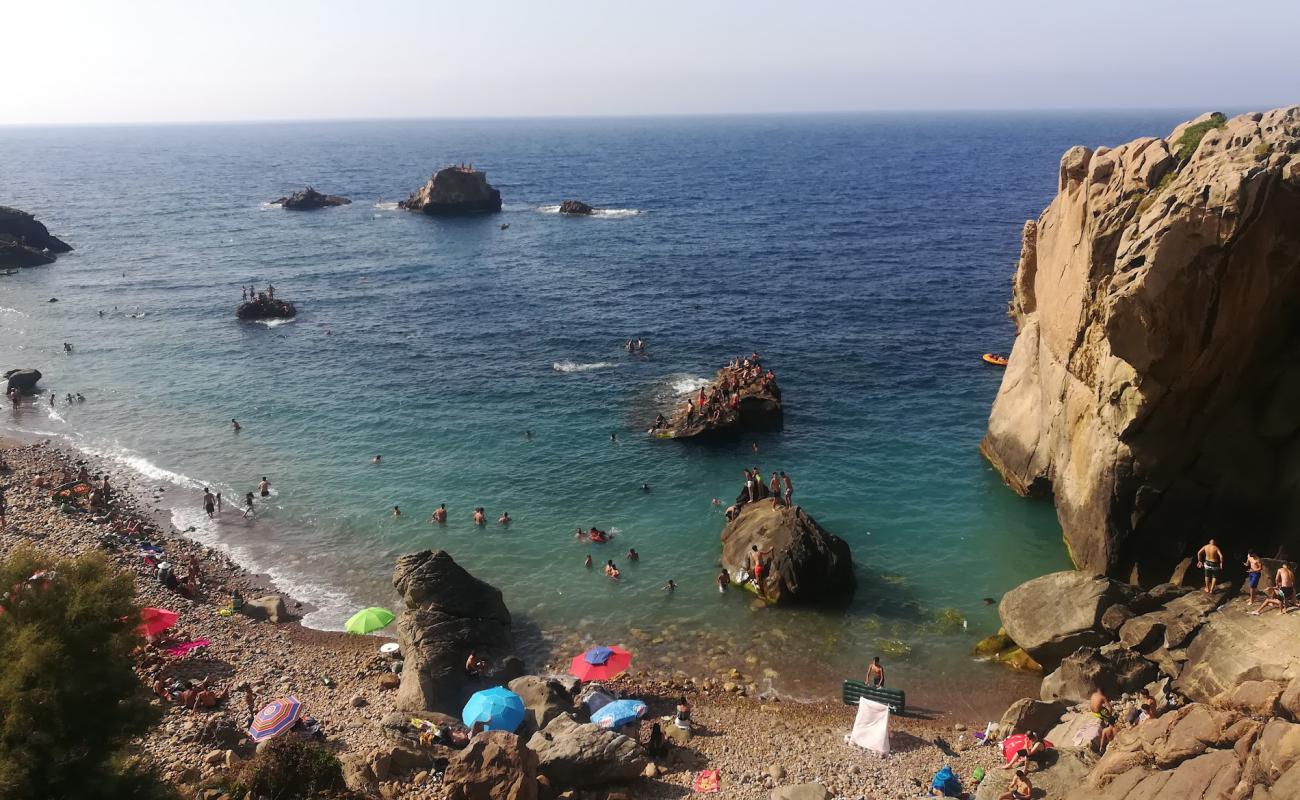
[472, 507, 486, 525]
[180, 677, 230, 711]
[1196, 539, 1223, 593]
[498, 511, 511, 525]
[867, 656, 885, 687]
[604, 560, 620, 579]
[674, 697, 692, 731]
[431, 503, 447, 523]
[645, 722, 668, 758]
[464, 651, 488, 677]
[997, 770, 1033, 800]
[1252, 564, 1296, 614]
[77, 465, 90, 482]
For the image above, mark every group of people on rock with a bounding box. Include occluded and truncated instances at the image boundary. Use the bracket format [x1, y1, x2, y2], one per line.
[724, 467, 794, 521]
[662, 354, 777, 431]
[241, 284, 275, 302]
[1195, 538, 1298, 614]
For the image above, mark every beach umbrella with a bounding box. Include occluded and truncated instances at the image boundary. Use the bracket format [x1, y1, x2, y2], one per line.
[590, 698, 647, 729]
[461, 686, 525, 732]
[137, 607, 179, 637]
[344, 606, 395, 635]
[248, 696, 303, 742]
[569, 645, 632, 681]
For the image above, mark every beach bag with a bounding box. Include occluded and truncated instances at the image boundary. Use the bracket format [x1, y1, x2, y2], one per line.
[930, 765, 962, 796]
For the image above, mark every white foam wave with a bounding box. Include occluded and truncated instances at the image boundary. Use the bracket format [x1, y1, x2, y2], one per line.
[45, 406, 66, 423]
[77, 443, 205, 490]
[0, 306, 29, 318]
[671, 375, 711, 395]
[252, 317, 296, 328]
[537, 205, 643, 218]
[373, 201, 400, 210]
[552, 361, 616, 373]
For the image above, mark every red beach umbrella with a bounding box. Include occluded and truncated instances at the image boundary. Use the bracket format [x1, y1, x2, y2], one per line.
[569, 645, 633, 681]
[137, 607, 179, 637]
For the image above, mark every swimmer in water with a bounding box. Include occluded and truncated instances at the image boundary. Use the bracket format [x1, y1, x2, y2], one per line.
[258, 477, 270, 497]
[242, 492, 255, 518]
[498, 511, 511, 525]
[604, 560, 620, 579]
[232, 419, 241, 432]
[717, 569, 729, 593]
[525, 430, 532, 439]
[640, 483, 651, 493]
[584, 554, 593, 568]
[392, 505, 401, 517]
[372, 455, 382, 464]
[663, 580, 677, 592]
[472, 507, 486, 525]
[610, 432, 617, 443]
[627, 548, 639, 561]
[431, 503, 447, 523]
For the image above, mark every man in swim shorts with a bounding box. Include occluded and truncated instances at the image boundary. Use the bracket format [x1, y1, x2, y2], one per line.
[1196, 539, 1223, 593]
[1245, 551, 1263, 605]
[202, 488, 216, 519]
[258, 477, 270, 498]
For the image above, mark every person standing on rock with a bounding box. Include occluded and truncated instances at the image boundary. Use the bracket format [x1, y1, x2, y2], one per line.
[781, 471, 793, 506]
[1279, 562, 1296, 610]
[867, 656, 885, 688]
[769, 472, 782, 506]
[1245, 551, 1263, 605]
[749, 544, 772, 597]
[1196, 539, 1224, 593]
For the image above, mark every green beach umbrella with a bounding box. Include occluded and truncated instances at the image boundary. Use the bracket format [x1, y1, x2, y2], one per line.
[345, 607, 395, 635]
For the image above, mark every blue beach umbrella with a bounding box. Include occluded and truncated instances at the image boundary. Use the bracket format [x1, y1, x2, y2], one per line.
[590, 698, 647, 729]
[462, 686, 525, 732]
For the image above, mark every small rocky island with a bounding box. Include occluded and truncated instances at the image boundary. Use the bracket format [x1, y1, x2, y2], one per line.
[399, 165, 502, 215]
[270, 187, 351, 210]
[558, 200, 595, 215]
[0, 206, 73, 267]
[720, 500, 855, 604]
[650, 354, 782, 440]
[235, 288, 296, 321]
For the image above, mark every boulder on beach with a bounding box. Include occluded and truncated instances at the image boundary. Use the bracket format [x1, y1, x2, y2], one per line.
[271, 186, 352, 210]
[1039, 645, 1158, 704]
[720, 502, 855, 605]
[444, 731, 538, 800]
[4, 368, 42, 395]
[399, 166, 502, 215]
[392, 549, 523, 714]
[525, 713, 646, 788]
[653, 356, 783, 441]
[239, 594, 289, 623]
[235, 296, 297, 321]
[507, 675, 574, 736]
[0, 206, 72, 268]
[558, 200, 594, 215]
[998, 570, 1130, 669]
[980, 106, 1300, 582]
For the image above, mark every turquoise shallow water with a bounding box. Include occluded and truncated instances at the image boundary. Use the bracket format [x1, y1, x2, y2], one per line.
[0, 112, 1204, 703]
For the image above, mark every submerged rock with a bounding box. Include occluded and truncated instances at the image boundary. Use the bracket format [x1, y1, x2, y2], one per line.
[235, 296, 296, 320]
[400, 166, 502, 215]
[558, 200, 594, 215]
[271, 186, 351, 210]
[393, 549, 522, 714]
[4, 368, 42, 395]
[981, 106, 1300, 581]
[0, 206, 72, 268]
[720, 502, 854, 604]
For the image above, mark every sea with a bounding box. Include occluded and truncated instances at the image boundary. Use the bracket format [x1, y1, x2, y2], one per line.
[0, 111, 1205, 714]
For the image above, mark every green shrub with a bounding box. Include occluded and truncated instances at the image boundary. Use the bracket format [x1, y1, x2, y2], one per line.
[223, 736, 347, 799]
[1174, 112, 1227, 162]
[0, 547, 175, 800]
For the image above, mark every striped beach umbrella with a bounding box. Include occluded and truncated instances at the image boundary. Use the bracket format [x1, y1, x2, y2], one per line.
[569, 645, 632, 681]
[248, 696, 302, 742]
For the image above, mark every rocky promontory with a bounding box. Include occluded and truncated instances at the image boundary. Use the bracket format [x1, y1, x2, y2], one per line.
[0, 206, 73, 267]
[981, 106, 1300, 581]
[720, 502, 855, 604]
[651, 355, 782, 440]
[270, 187, 351, 210]
[399, 166, 502, 215]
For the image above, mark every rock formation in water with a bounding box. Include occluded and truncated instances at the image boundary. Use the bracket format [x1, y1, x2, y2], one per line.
[4, 368, 42, 395]
[235, 295, 296, 320]
[558, 200, 594, 215]
[719, 502, 855, 604]
[399, 166, 502, 215]
[271, 187, 351, 210]
[392, 549, 523, 714]
[652, 355, 782, 440]
[0, 207, 73, 267]
[981, 106, 1300, 582]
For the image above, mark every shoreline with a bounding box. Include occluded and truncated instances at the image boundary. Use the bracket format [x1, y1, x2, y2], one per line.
[2, 432, 1028, 797]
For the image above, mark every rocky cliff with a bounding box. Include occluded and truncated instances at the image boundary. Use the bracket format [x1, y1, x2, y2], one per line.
[400, 166, 502, 215]
[982, 106, 1300, 582]
[0, 206, 73, 267]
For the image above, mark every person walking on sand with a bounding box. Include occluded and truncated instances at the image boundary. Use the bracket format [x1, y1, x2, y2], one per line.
[242, 492, 255, 518]
[1245, 551, 1264, 605]
[1196, 539, 1223, 593]
[867, 656, 885, 687]
[431, 503, 447, 523]
[258, 477, 270, 498]
[202, 488, 216, 519]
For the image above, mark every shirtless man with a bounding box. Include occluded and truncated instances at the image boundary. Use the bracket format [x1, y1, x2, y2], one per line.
[1279, 562, 1297, 610]
[258, 477, 271, 498]
[1196, 539, 1224, 593]
[472, 507, 486, 525]
[391, 505, 402, 517]
[1245, 551, 1264, 605]
[749, 544, 772, 595]
[498, 511, 511, 525]
[866, 656, 885, 687]
[431, 503, 447, 523]
[202, 488, 216, 519]
[604, 560, 620, 579]
[1090, 690, 1118, 753]
[781, 471, 793, 506]
[997, 770, 1033, 800]
[717, 569, 729, 593]
[231, 419, 241, 432]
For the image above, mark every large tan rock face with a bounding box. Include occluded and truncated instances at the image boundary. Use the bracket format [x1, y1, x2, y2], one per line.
[982, 106, 1300, 580]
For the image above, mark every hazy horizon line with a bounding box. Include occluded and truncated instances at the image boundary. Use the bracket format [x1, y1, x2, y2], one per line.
[2, 104, 1277, 130]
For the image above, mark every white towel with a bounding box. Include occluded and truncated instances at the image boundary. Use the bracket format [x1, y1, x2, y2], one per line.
[845, 697, 890, 755]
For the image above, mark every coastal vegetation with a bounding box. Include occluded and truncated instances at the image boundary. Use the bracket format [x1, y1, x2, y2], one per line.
[1172, 111, 1227, 162]
[0, 548, 174, 800]
[218, 737, 348, 799]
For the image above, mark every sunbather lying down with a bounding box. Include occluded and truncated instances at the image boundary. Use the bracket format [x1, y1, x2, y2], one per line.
[150, 675, 229, 709]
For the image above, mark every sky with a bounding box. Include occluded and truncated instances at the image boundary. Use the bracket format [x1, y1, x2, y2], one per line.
[2, 0, 1297, 125]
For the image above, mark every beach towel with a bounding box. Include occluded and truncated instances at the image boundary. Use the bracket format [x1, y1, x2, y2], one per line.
[164, 638, 210, 657]
[693, 769, 720, 793]
[844, 696, 890, 754]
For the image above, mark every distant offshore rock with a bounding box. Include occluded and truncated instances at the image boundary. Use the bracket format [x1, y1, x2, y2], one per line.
[651, 355, 782, 440]
[558, 200, 594, 215]
[235, 295, 296, 321]
[720, 502, 855, 605]
[399, 166, 502, 215]
[271, 186, 352, 210]
[0, 206, 73, 268]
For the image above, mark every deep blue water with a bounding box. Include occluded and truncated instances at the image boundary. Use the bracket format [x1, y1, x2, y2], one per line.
[0, 112, 1202, 701]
